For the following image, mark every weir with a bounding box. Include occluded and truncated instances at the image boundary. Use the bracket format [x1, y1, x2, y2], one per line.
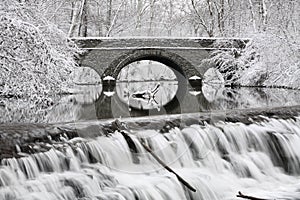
[1, 114, 300, 200]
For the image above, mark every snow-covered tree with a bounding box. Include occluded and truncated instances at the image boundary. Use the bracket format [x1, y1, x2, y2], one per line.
[0, 0, 79, 122]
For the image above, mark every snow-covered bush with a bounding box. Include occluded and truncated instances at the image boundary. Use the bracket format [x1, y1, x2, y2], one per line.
[0, 0, 79, 123]
[203, 33, 300, 88]
[0, 1, 78, 97]
[239, 34, 300, 88]
[202, 48, 238, 84]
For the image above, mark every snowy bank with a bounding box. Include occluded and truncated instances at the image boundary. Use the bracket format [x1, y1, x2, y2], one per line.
[202, 33, 300, 89]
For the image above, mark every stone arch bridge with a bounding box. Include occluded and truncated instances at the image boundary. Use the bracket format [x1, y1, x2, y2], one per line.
[73, 37, 248, 83]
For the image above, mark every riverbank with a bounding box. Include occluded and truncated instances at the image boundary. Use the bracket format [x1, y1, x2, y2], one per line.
[204, 33, 300, 89]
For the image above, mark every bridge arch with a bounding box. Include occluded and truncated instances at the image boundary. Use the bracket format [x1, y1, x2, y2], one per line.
[101, 48, 202, 81]
[74, 37, 249, 83]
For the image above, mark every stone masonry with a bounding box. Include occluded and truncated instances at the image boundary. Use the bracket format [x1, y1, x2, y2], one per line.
[73, 37, 249, 80]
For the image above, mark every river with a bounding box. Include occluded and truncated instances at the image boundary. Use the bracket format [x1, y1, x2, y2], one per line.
[1, 67, 300, 199]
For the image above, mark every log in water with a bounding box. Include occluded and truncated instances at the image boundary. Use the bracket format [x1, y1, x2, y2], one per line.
[1, 107, 300, 199]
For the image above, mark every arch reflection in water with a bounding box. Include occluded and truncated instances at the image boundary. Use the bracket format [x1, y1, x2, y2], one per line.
[116, 82, 178, 110]
[116, 60, 178, 110]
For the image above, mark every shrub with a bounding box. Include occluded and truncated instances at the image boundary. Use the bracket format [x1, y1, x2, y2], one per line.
[0, 1, 79, 123]
[203, 33, 300, 88]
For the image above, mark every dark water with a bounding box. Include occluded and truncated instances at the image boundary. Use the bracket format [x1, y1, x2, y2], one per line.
[3, 58, 300, 200]
[2, 59, 300, 123]
[2, 80, 300, 200]
[43, 81, 300, 123]
[2, 83, 300, 199]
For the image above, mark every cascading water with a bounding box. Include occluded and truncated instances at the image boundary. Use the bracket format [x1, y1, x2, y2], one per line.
[1, 116, 300, 200]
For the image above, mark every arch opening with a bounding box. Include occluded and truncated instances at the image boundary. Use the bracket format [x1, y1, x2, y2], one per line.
[117, 60, 177, 81]
[101, 49, 201, 111]
[131, 55, 187, 80]
[102, 49, 198, 80]
[116, 60, 179, 110]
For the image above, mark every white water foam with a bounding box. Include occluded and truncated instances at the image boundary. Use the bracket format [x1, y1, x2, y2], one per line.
[1, 117, 300, 199]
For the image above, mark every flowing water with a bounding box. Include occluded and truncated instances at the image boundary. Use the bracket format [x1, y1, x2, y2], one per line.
[2, 77, 300, 199]
[1, 116, 300, 199]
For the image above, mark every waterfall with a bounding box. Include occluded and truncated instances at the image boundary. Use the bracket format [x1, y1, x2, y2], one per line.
[1, 117, 300, 200]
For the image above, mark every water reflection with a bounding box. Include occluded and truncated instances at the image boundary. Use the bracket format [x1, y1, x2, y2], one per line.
[93, 81, 182, 119]
[116, 81, 178, 110]
[209, 87, 300, 110]
[100, 59, 182, 117]
[2, 83, 300, 123]
[202, 83, 224, 102]
[45, 84, 102, 122]
[2, 61, 300, 123]
[46, 85, 300, 123]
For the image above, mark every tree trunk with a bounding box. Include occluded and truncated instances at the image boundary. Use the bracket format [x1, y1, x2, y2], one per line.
[148, 0, 156, 36]
[106, 0, 125, 36]
[106, 0, 113, 34]
[237, 191, 268, 200]
[140, 140, 197, 192]
[259, 0, 267, 31]
[206, 0, 215, 37]
[190, 0, 214, 37]
[136, 0, 143, 34]
[216, 0, 225, 36]
[78, 0, 88, 37]
[167, 0, 174, 36]
[68, 2, 79, 37]
[248, 0, 257, 32]
[97, 3, 103, 36]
